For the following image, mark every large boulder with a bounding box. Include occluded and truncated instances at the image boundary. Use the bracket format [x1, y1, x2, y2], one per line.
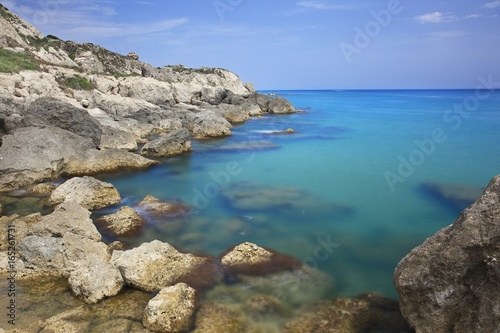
[143, 283, 198, 333]
[0, 126, 93, 192]
[394, 175, 500, 333]
[99, 125, 138, 151]
[49, 176, 121, 210]
[22, 97, 102, 148]
[184, 110, 232, 139]
[111, 240, 215, 292]
[140, 128, 192, 158]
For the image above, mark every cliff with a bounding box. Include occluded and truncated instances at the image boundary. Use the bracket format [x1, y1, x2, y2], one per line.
[0, 4, 296, 192]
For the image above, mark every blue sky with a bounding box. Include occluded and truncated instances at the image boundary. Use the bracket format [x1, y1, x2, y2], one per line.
[3, 0, 500, 89]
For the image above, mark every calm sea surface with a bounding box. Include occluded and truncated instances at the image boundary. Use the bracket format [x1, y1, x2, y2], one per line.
[100, 89, 500, 299]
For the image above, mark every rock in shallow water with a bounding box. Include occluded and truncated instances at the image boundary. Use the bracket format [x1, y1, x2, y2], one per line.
[420, 181, 485, 211]
[49, 176, 121, 210]
[394, 175, 500, 333]
[94, 206, 145, 237]
[143, 283, 198, 333]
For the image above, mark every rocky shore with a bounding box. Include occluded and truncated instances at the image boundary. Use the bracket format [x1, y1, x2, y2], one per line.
[2, 3, 497, 333]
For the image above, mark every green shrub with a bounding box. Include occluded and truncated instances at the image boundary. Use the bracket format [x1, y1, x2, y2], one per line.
[0, 49, 38, 73]
[62, 75, 94, 90]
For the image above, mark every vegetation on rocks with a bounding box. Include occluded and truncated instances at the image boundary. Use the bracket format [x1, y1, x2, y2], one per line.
[61, 74, 94, 90]
[0, 48, 38, 72]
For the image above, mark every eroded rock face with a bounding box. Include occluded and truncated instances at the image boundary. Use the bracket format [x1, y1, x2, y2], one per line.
[111, 240, 215, 292]
[49, 176, 121, 210]
[143, 283, 198, 333]
[394, 175, 500, 333]
[141, 128, 192, 157]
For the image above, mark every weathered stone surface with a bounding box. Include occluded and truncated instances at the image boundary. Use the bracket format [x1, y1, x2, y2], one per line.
[0, 126, 93, 192]
[18, 235, 66, 273]
[49, 176, 121, 210]
[143, 283, 198, 333]
[184, 110, 232, 139]
[22, 96, 102, 147]
[99, 125, 138, 151]
[29, 182, 57, 195]
[221, 242, 301, 276]
[68, 260, 124, 304]
[283, 293, 411, 333]
[0, 213, 41, 250]
[64, 149, 158, 176]
[394, 175, 500, 333]
[29, 200, 101, 241]
[111, 240, 215, 292]
[39, 307, 91, 333]
[141, 128, 192, 158]
[94, 206, 145, 237]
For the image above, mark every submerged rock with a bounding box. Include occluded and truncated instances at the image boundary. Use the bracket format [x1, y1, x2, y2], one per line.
[212, 141, 280, 152]
[192, 303, 254, 333]
[283, 293, 411, 333]
[421, 181, 485, 210]
[140, 128, 192, 158]
[395, 175, 500, 333]
[49, 176, 121, 210]
[221, 242, 301, 276]
[111, 240, 216, 292]
[94, 206, 145, 237]
[137, 195, 190, 220]
[143, 283, 198, 333]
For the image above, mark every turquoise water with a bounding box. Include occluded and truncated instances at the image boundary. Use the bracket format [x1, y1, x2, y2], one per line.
[99, 89, 500, 299]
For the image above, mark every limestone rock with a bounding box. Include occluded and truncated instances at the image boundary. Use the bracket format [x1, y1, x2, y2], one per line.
[184, 110, 232, 139]
[22, 96, 102, 148]
[127, 52, 139, 60]
[140, 128, 192, 158]
[0, 126, 94, 192]
[111, 240, 215, 292]
[39, 307, 91, 333]
[221, 242, 301, 275]
[193, 303, 253, 333]
[18, 235, 66, 273]
[68, 260, 124, 304]
[49, 176, 121, 210]
[283, 293, 411, 333]
[143, 283, 198, 333]
[30, 182, 57, 195]
[0, 213, 41, 250]
[99, 125, 138, 151]
[137, 195, 190, 219]
[394, 175, 500, 333]
[64, 148, 158, 176]
[95, 206, 145, 237]
[29, 200, 101, 241]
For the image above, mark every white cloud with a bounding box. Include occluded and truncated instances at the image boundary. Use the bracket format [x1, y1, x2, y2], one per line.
[431, 30, 467, 38]
[464, 14, 482, 19]
[297, 1, 353, 10]
[482, 1, 500, 9]
[414, 12, 458, 24]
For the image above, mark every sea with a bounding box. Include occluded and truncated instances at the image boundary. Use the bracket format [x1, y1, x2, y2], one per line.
[96, 89, 500, 299]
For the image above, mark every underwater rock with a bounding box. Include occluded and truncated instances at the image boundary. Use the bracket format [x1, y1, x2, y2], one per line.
[212, 141, 280, 152]
[143, 283, 198, 333]
[94, 206, 145, 237]
[39, 307, 92, 333]
[192, 303, 254, 333]
[282, 293, 412, 333]
[395, 175, 500, 333]
[137, 195, 190, 220]
[421, 181, 485, 210]
[265, 128, 297, 135]
[245, 294, 289, 317]
[111, 240, 216, 292]
[221, 242, 301, 276]
[49, 176, 121, 210]
[222, 181, 307, 210]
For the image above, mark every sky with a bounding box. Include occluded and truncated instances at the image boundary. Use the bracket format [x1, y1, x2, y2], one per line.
[2, 0, 500, 89]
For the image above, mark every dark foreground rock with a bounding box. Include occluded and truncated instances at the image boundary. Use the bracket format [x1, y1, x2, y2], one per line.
[394, 175, 500, 333]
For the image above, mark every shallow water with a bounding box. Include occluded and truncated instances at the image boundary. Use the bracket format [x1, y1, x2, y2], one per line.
[93, 89, 500, 299]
